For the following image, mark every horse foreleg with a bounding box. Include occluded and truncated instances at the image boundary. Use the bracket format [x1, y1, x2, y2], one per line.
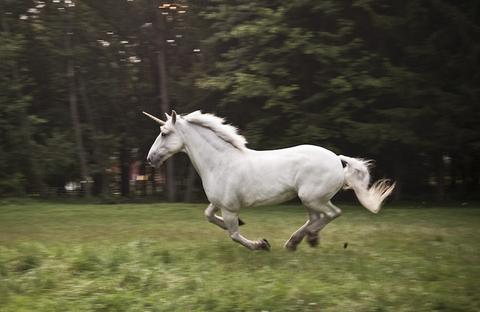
[221, 209, 270, 251]
[204, 204, 245, 230]
[204, 204, 227, 230]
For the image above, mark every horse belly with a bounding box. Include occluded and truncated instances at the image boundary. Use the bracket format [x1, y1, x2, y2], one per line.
[237, 164, 298, 207]
[204, 145, 342, 209]
[242, 185, 297, 207]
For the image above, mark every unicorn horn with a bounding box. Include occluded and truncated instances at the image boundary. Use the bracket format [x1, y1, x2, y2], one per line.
[142, 111, 165, 125]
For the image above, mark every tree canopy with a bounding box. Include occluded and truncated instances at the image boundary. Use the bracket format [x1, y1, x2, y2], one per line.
[0, 0, 478, 201]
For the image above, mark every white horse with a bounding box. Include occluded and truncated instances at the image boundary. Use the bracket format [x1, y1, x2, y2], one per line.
[144, 110, 395, 251]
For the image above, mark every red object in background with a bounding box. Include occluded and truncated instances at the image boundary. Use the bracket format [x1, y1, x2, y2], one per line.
[129, 160, 141, 182]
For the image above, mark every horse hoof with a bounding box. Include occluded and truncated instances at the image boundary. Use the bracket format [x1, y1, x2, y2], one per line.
[263, 238, 271, 248]
[306, 236, 319, 248]
[285, 245, 297, 252]
[259, 238, 271, 251]
[284, 241, 297, 252]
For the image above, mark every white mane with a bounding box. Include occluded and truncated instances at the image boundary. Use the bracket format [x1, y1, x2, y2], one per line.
[184, 111, 247, 150]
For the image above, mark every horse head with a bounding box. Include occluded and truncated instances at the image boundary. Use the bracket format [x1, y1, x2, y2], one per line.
[143, 110, 184, 167]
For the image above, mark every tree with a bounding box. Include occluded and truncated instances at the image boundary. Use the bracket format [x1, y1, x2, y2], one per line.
[0, 0, 478, 201]
[64, 3, 91, 196]
[0, 1, 36, 195]
[198, 0, 480, 200]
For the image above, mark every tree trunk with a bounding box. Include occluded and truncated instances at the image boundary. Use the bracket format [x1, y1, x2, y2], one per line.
[140, 162, 147, 196]
[392, 147, 403, 201]
[468, 153, 480, 199]
[184, 164, 197, 202]
[78, 69, 107, 195]
[393, 164, 402, 201]
[65, 8, 90, 196]
[119, 142, 130, 197]
[152, 1, 176, 201]
[150, 166, 156, 196]
[435, 154, 446, 202]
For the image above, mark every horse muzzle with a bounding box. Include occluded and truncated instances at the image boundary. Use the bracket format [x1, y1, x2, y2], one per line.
[147, 153, 168, 168]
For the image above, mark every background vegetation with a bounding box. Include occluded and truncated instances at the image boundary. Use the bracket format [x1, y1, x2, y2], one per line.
[0, 0, 479, 201]
[0, 201, 479, 311]
[2, 3, 479, 310]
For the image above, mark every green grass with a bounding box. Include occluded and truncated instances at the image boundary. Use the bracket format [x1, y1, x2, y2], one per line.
[0, 201, 479, 311]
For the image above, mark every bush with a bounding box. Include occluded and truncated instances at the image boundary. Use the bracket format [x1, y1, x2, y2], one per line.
[14, 254, 41, 272]
[71, 249, 103, 273]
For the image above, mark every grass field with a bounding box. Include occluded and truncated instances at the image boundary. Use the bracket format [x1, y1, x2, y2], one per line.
[0, 200, 479, 311]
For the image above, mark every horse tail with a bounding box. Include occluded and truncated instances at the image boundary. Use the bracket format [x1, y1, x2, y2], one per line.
[338, 155, 395, 214]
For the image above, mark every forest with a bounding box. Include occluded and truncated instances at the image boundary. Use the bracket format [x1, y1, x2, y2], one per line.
[1, 0, 479, 201]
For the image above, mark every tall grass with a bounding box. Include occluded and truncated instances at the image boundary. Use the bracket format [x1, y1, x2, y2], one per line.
[0, 202, 479, 311]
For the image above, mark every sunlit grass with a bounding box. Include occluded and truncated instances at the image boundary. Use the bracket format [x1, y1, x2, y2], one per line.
[0, 201, 479, 311]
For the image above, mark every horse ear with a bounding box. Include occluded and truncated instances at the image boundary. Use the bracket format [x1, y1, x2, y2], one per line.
[171, 110, 177, 124]
[165, 112, 171, 119]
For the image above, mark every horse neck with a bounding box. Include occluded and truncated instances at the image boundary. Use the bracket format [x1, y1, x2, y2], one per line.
[178, 122, 240, 177]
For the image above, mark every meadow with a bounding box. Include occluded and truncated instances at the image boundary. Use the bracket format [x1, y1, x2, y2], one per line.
[0, 200, 479, 311]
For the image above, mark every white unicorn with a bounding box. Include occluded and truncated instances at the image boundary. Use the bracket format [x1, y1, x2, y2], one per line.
[144, 110, 395, 251]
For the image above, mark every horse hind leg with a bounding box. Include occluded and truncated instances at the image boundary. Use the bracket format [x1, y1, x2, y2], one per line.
[305, 201, 342, 245]
[305, 211, 322, 247]
[284, 208, 323, 251]
[221, 209, 270, 251]
[284, 220, 310, 251]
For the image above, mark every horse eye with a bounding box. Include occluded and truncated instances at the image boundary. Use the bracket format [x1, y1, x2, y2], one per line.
[161, 132, 168, 137]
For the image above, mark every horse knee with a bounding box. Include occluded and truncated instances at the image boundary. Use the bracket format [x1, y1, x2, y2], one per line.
[328, 209, 342, 219]
[205, 212, 223, 228]
[204, 212, 215, 223]
[204, 205, 216, 220]
[326, 202, 342, 219]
